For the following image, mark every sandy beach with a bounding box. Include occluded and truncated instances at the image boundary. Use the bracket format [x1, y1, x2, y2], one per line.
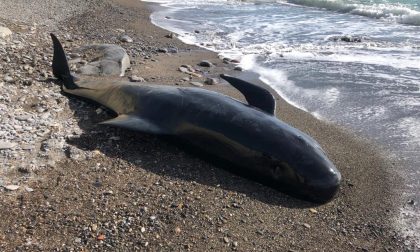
[0, 0, 410, 250]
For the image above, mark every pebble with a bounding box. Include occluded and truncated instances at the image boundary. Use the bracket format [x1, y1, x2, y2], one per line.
[165, 33, 175, 39]
[25, 187, 34, 192]
[0, 141, 17, 149]
[198, 60, 213, 67]
[309, 208, 318, 213]
[204, 78, 218, 85]
[234, 66, 243, 71]
[190, 82, 203, 87]
[223, 237, 230, 243]
[3, 75, 13, 83]
[178, 67, 190, 73]
[303, 223, 311, 229]
[4, 185, 20, 191]
[0, 26, 12, 38]
[119, 35, 133, 43]
[129, 75, 145, 82]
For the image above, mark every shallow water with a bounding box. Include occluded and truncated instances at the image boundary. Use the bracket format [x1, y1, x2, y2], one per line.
[143, 0, 420, 246]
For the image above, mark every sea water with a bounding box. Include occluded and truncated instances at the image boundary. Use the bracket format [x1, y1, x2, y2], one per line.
[142, 0, 420, 245]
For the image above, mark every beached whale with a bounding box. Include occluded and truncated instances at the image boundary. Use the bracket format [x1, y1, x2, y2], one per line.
[50, 33, 341, 203]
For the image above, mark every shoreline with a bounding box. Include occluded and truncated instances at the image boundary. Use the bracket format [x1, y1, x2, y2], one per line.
[0, 0, 411, 250]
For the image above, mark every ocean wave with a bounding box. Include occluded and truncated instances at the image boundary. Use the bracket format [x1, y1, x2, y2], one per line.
[282, 0, 420, 26]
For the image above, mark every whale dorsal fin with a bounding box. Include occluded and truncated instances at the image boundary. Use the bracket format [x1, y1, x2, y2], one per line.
[100, 114, 166, 135]
[220, 74, 276, 115]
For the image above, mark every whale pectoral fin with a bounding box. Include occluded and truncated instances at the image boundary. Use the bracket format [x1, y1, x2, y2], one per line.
[99, 114, 166, 135]
[220, 74, 276, 115]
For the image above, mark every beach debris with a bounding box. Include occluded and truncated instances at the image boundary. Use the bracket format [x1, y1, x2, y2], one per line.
[78, 44, 130, 77]
[129, 75, 145, 82]
[0, 26, 12, 38]
[119, 34, 133, 43]
[198, 60, 214, 67]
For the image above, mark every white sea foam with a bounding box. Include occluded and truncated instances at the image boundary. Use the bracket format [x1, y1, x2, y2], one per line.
[283, 0, 420, 26]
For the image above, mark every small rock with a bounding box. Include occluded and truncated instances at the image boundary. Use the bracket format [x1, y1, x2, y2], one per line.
[129, 75, 145, 82]
[233, 241, 238, 247]
[97, 234, 105, 241]
[91, 224, 98, 232]
[190, 82, 203, 87]
[223, 237, 230, 243]
[309, 208, 318, 213]
[165, 33, 175, 39]
[407, 199, 416, 205]
[0, 26, 12, 38]
[150, 216, 157, 221]
[116, 29, 126, 33]
[0, 141, 17, 149]
[194, 30, 200, 34]
[119, 35, 133, 43]
[158, 48, 168, 53]
[303, 223, 311, 229]
[234, 66, 243, 71]
[198, 60, 213, 67]
[178, 67, 189, 73]
[175, 227, 181, 234]
[75, 238, 82, 243]
[23, 79, 33, 86]
[103, 190, 113, 195]
[204, 78, 218, 85]
[4, 185, 20, 191]
[141, 227, 146, 233]
[3, 76, 13, 83]
[25, 187, 34, 192]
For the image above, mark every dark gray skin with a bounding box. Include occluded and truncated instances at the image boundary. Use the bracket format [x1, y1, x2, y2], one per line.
[51, 34, 341, 203]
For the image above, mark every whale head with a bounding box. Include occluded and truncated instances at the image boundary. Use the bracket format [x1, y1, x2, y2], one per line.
[259, 125, 341, 203]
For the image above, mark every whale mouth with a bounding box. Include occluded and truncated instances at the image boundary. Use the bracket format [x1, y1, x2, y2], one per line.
[304, 171, 342, 203]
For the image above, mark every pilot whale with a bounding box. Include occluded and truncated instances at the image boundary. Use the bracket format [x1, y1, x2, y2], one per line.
[50, 33, 341, 203]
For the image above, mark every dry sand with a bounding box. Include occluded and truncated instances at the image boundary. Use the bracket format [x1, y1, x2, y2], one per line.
[0, 0, 409, 251]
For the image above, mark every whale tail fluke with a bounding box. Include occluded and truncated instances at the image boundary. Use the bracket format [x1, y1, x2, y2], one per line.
[50, 33, 78, 90]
